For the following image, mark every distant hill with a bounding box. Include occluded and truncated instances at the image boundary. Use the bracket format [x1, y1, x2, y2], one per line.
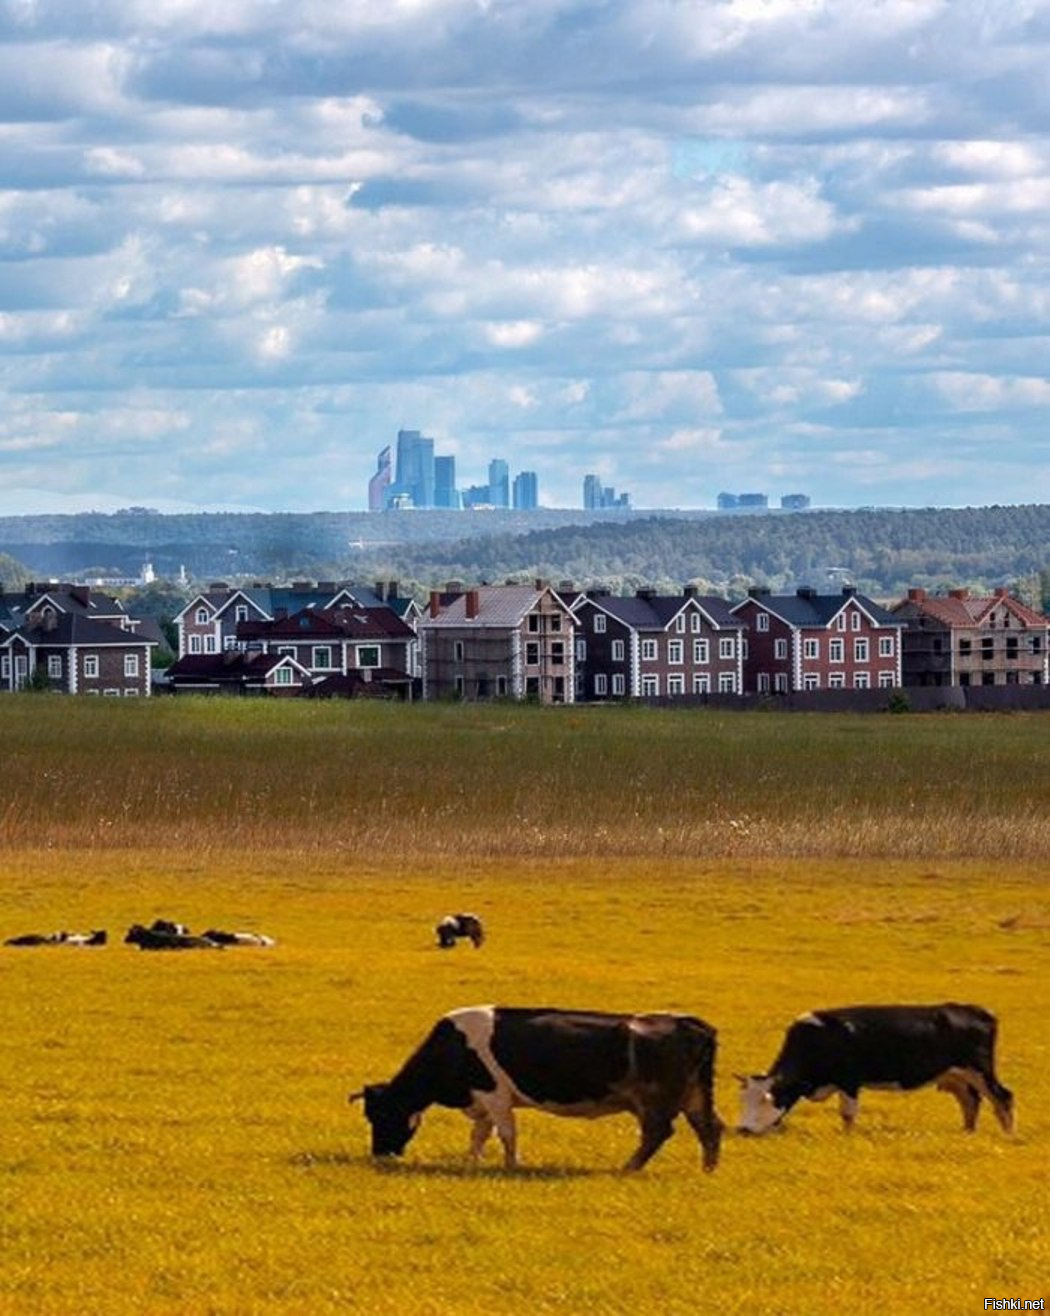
[1, 504, 1049, 602]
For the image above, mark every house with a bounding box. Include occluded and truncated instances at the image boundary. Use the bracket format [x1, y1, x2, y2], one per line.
[731, 586, 904, 694]
[166, 604, 416, 698]
[891, 587, 1050, 687]
[571, 587, 745, 700]
[419, 581, 576, 703]
[0, 583, 157, 695]
[174, 580, 422, 675]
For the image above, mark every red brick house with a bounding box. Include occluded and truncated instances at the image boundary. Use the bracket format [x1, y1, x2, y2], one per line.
[571, 587, 745, 700]
[891, 587, 1049, 687]
[731, 586, 904, 694]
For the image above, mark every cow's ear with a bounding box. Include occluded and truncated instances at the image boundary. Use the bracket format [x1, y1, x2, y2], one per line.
[348, 1089, 366, 1105]
[733, 1073, 749, 1087]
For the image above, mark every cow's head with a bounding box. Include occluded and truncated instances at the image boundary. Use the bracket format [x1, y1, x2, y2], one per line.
[735, 1074, 786, 1134]
[349, 1083, 422, 1157]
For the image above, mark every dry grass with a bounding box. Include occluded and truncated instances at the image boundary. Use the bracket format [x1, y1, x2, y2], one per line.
[0, 698, 1047, 1313]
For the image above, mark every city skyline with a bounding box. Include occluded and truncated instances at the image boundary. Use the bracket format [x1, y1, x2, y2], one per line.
[1, 5, 1050, 517]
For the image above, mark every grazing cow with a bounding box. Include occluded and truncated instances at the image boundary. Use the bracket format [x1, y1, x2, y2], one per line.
[202, 929, 276, 947]
[5, 929, 106, 947]
[124, 923, 222, 951]
[350, 1005, 723, 1172]
[150, 919, 190, 937]
[435, 913, 484, 949]
[737, 1003, 1014, 1135]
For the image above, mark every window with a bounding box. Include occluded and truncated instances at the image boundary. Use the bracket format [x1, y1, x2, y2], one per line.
[611, 639, 625, 662]
[803, 638, 819, 660]
[0, 655, 8, 679]
[124, 654, 139, 678]
[195, 608, 208, 624]
[1030, 636, 1042, 654]
[453, 640, 465, 663]
[84, 655, 99, 678]
[960, 638, 972, 655]
[675, 614, 686, 634]
[774, 638, 788, 660]
[878, 635, 895, 658]
[756, 613, 769, 632]
[853, 671, 870, 689]
[235, 605, 249, 623]
[124, 688, 139, 697]
[528, 614, 539, 632]
[594, 673, 608, 696]
[854, 638, 869, 662]
[277, 645, 295, 658]
[496, 676, 508, 696]
[693, 673, 710, 694]
[47, 655, 63, 678]
[593, 614, 606, 634]
[312, 646, 334, 670]
[693, 638, 709, 664]
[575, 639, 586, 662]
[803, 673, 819, 690]
[718, 672, 736, 693]
[691, 612, 701, 633]
[851, 612, 861, 631]
[1006, 636, 1019, 658]
[550, 614, 562, 632]
[357, 646, 380, 668]
[612, 673, 625, 696]
[878, 672, 895, 688]
[668, 640, 683, 665]
[774, 673, 789, 693]
[454, 675, 465, 697]
[667, 674, 685, 696]
[982, 637, 994, 659]
[836, 613, 847, 632]
[550, 641, 565, 665]
[757, 673, 770, 693]
[640, 639, 658, 662]
[719, 637, 735, 660]
[525, 642, 540, 666]
[829, 638, 844, 663]
[189, 635, 202, 654]
[828, 673, 845, 688]
[205, 635, 217, 654]
[525, 677, 539, 697]
[274, 666, 293, 686]
[641, 674, 659, 697]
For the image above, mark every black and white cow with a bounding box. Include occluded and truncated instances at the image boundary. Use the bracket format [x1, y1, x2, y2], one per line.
[5, 929, 106, 947]
[124, 923, 223, 951]
[435, 913, 484, 949]
[350, 1005, 723, 1172]
[737, 1003, 1014, 1135]
[201, 929, 276, 947]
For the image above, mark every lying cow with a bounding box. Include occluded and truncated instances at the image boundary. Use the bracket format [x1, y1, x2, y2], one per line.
[737, 1003, 1014, 1136]
[435, 913, 484, 949]
[124, 923, 222, 951]
[350, 1005, 723, 1172]
[5, 929, 106, 947]
[202, 929, 276, 947]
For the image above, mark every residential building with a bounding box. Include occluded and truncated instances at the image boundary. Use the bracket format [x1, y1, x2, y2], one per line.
[731, 586, 904, 694]
[571, 587, 745, 700]
[419, 581, 575, 703]
[891, 587, 1050, 687]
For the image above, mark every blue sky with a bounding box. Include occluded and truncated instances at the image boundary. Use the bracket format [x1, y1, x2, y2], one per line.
[1, 0, 1049, 514]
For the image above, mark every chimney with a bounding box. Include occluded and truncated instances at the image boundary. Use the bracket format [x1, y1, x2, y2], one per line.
[748, 586, 770, 598]
[949, 588, 969, 600]
[841, 586, 857, 597]
[908, 588, 927, 602]
[374, 580, 386, 601]
[636, 587, 656, 601]
[387, 581, 399, 599]
[534, 577, 549, 591]
[465, 589, 480, 619]
[994, 586, 1009, 598]
[796, 586, 817, 600]
[429, 590, 442, 619]
[683, 585, 698, 599]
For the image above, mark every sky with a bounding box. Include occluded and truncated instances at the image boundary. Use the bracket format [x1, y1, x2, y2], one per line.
[2, 0, 1050, 516]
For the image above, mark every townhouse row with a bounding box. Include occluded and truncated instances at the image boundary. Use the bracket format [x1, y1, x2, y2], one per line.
[3, 577, 1047, 702]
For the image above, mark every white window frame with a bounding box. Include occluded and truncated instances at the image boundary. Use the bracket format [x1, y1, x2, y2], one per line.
[611, 639, 625, 662]
[829, 638, 844, 663]
[640, 638, 658, 662]
[693, 673, 710, 694]
[593, 613, 606, 634]
[853, 671, 871, 689]
[718, 672, 736, 693]
[124, 653, 139, 678]
[594, 673, 608, 696]
[878, 635, 895, 658]
[854, 637, 870, 663]
[693, 638, 709, 664]
[641, 674, 659, 697]
[667, 673, 685, 696]
[719, 637, 735, 660]
[774, 638, 788, 660]
[47, 655, 63, 678]
[668, 639, 684, 665]
[84, 655, 100, 678]
[803, 637, 819, 660]
[756, 613, 769, 632]
[611, 673, 625, 696]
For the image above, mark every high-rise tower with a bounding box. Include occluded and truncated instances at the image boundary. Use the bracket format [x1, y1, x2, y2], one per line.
[488, 458, 510, 508]
[369, 446, 392, 511]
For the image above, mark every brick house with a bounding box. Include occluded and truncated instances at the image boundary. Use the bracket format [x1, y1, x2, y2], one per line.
[419, 582, 575, 703]
[0, 583, 157, 695]
[891, 587, 1050, 687]
[571, 587, 745, 700]
[731, 586, 904, 694]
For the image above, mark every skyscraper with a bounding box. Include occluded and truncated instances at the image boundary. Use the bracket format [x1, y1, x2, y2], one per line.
[434, 455, 459, 509]
[394, 429, 435, 508]
[488, 458, 510, 508]
[513, 470, 538, 510]
[368, 446, 392, 512]
[583, 474, 603, 509]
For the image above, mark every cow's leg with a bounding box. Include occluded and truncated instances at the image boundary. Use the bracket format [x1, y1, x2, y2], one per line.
[624, 1108, 675, 1172]
[937, 1070, 981, 1131]
[492, 1109, 519, 1169]
[966, 1068, 1015, 1134]
[838, 1091, 859, 1131]
[683, 1085, 723, 1172]
[467, 1113, 495, 1161]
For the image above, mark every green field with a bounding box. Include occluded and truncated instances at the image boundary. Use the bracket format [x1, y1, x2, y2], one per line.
[1, 699, 1047, 1314]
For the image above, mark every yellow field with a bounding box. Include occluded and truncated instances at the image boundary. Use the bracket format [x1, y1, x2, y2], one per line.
[1, 844, 1046, 1315]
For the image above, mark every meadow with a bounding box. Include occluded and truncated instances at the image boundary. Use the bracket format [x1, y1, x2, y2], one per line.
[1, 697, 1048, 1314]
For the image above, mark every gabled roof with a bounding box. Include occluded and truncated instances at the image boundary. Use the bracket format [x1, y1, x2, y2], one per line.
[422, 584, 572, 628]
[578, 592, 742, 632]
[237, 605, 414, 642]
[2, 613, 157, 649]
[167, 651, 310, 682]
[892, 589, 1050, 630]
[1, 584, 127, 628]
[732, 589, 902, 630]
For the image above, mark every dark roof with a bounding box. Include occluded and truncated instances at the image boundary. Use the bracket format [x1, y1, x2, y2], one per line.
[2, 613, 156, 648]
[237, 605, 414, 642]
[578, 593, 743, 631]
[167, 651, 298, 682]
[733, 589, 902, 629]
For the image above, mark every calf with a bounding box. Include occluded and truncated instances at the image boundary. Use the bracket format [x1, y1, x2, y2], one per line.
[737, 1003, 1014, 1135]
[202, 929, 276, 947]
[350, 1005, 723, 1172]
[435, 913, 484, 949]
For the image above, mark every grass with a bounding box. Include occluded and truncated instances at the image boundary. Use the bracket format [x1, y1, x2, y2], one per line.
[0, 698, 1048, 1312]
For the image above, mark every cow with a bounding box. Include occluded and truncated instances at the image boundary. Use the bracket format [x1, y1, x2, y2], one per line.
[737, 1003, 1014, 1136]
[124, 923, 222, 951]
[202, 929, 276, 947]
[349, 1005, 723, 1172]
[435, 913, 484, 949]
[5, 929, 106, 947]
